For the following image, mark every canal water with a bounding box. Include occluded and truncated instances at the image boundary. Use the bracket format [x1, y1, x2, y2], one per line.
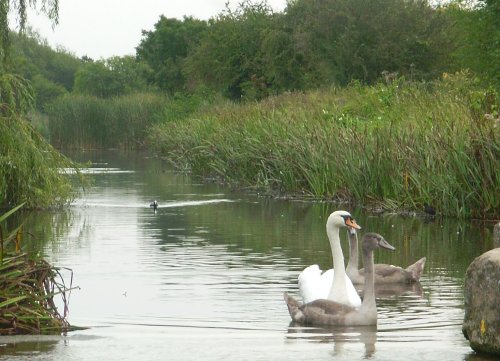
[0, 150, 497, 361]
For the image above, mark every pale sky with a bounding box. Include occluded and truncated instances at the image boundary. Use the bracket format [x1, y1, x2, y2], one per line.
[18, 0, 288, 59]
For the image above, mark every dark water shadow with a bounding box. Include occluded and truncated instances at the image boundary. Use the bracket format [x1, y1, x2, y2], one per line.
[463, 350, 500, 361]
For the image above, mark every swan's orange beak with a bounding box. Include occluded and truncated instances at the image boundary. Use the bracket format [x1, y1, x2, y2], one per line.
[345, 218, 361, 230]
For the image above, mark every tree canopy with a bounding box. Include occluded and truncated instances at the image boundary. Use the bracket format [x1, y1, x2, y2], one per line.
[136, 0, 498, 100]
[136, 15, 207, 94]
[1, 0, 59, 69]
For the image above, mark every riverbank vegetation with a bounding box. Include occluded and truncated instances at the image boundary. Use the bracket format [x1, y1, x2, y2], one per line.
[0, 111, 82, 209]
[0, 205, 75, 334]
[1, 1, 84, 210]
[149, 74, 499, 219]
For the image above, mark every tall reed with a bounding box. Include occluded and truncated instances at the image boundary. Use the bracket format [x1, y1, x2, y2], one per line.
[149, 73, 499, 219]
[46, 92, 200, 149]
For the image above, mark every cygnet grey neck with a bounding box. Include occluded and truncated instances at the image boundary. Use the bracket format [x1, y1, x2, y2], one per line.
[360, 245, 376, 312]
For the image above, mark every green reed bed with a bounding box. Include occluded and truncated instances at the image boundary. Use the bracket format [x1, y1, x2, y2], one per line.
[46, 92, 207, 149]
[149, 74, 499, 219]
[47, 92, 167, 149]
[0, 205, 76, 335]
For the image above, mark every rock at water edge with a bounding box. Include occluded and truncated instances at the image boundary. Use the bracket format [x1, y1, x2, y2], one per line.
[462, 248, 500, 356]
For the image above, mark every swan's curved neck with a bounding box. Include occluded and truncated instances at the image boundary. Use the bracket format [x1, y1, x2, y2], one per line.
[346, 231, 359, 275]
[326, 223, 347, 297]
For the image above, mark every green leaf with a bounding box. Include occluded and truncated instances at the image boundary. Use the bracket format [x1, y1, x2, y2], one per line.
[0, 295, 28, 308]
[0, 203, 25, 223]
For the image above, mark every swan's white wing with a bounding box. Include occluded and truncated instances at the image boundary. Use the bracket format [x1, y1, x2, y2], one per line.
[298, 265, 332, 303]
[319, 268, 334, 292]
[298, 266, 361, 307]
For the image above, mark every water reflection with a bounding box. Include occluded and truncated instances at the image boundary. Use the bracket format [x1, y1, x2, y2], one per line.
[2, 150, 495, 361]
[287, 324, 377, 359]
[362, 281, 424, 299]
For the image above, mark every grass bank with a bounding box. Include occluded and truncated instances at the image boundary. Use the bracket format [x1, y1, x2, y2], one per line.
[149, 73, 499, 219]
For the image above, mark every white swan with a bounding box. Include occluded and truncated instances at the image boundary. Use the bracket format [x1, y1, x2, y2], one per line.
[298, 210, 362, 307]
[285, 232, 396, 326]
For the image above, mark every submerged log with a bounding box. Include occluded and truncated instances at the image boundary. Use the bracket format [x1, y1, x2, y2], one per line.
[462, 247, 500, 355]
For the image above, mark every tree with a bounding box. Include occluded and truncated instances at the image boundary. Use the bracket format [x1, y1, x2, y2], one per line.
[137, 16, 207, 93]
[185, 1, 276, 100]
[1, 0, 59, 114]
[1, 0, 85, 210]
[74, 56, 149, 98]
[470, 0, 499, 86]
[284, 0, 453, 85]
[1, 0, 59, 69]
[10, 30, 81, 90]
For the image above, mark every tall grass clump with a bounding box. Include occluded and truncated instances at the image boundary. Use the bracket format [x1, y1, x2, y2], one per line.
[149, 72, 499, 219]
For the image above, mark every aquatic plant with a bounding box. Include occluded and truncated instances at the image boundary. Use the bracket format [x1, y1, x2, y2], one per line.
[149, 73, 499, 219]
[0, 204, 76, 335]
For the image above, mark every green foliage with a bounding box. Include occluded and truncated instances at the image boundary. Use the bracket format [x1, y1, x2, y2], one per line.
[0, 72, 34, 115]
[149, 74, 500, 219]
[74, 56, 149, 98]
[0, 1, 86, 211]
[0, 114, 82, 209]
[0, 0, 59, 68]
[47, 92, 170, 148]
[185, 1, 277, 100]
[90, 0, 497, 99]
[30, 74, 67, 111]
[138, 0, 471, 98]
[4, 31, 78, 111]
[137, 16, 207, 93]
[446, 0, 500, 88]
[284, 0, 452, 85]
[10, 31, 80, 92]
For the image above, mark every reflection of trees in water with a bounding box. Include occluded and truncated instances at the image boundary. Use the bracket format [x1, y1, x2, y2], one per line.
[0, 337, 60, 357]
[23, 209, 93, 257]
